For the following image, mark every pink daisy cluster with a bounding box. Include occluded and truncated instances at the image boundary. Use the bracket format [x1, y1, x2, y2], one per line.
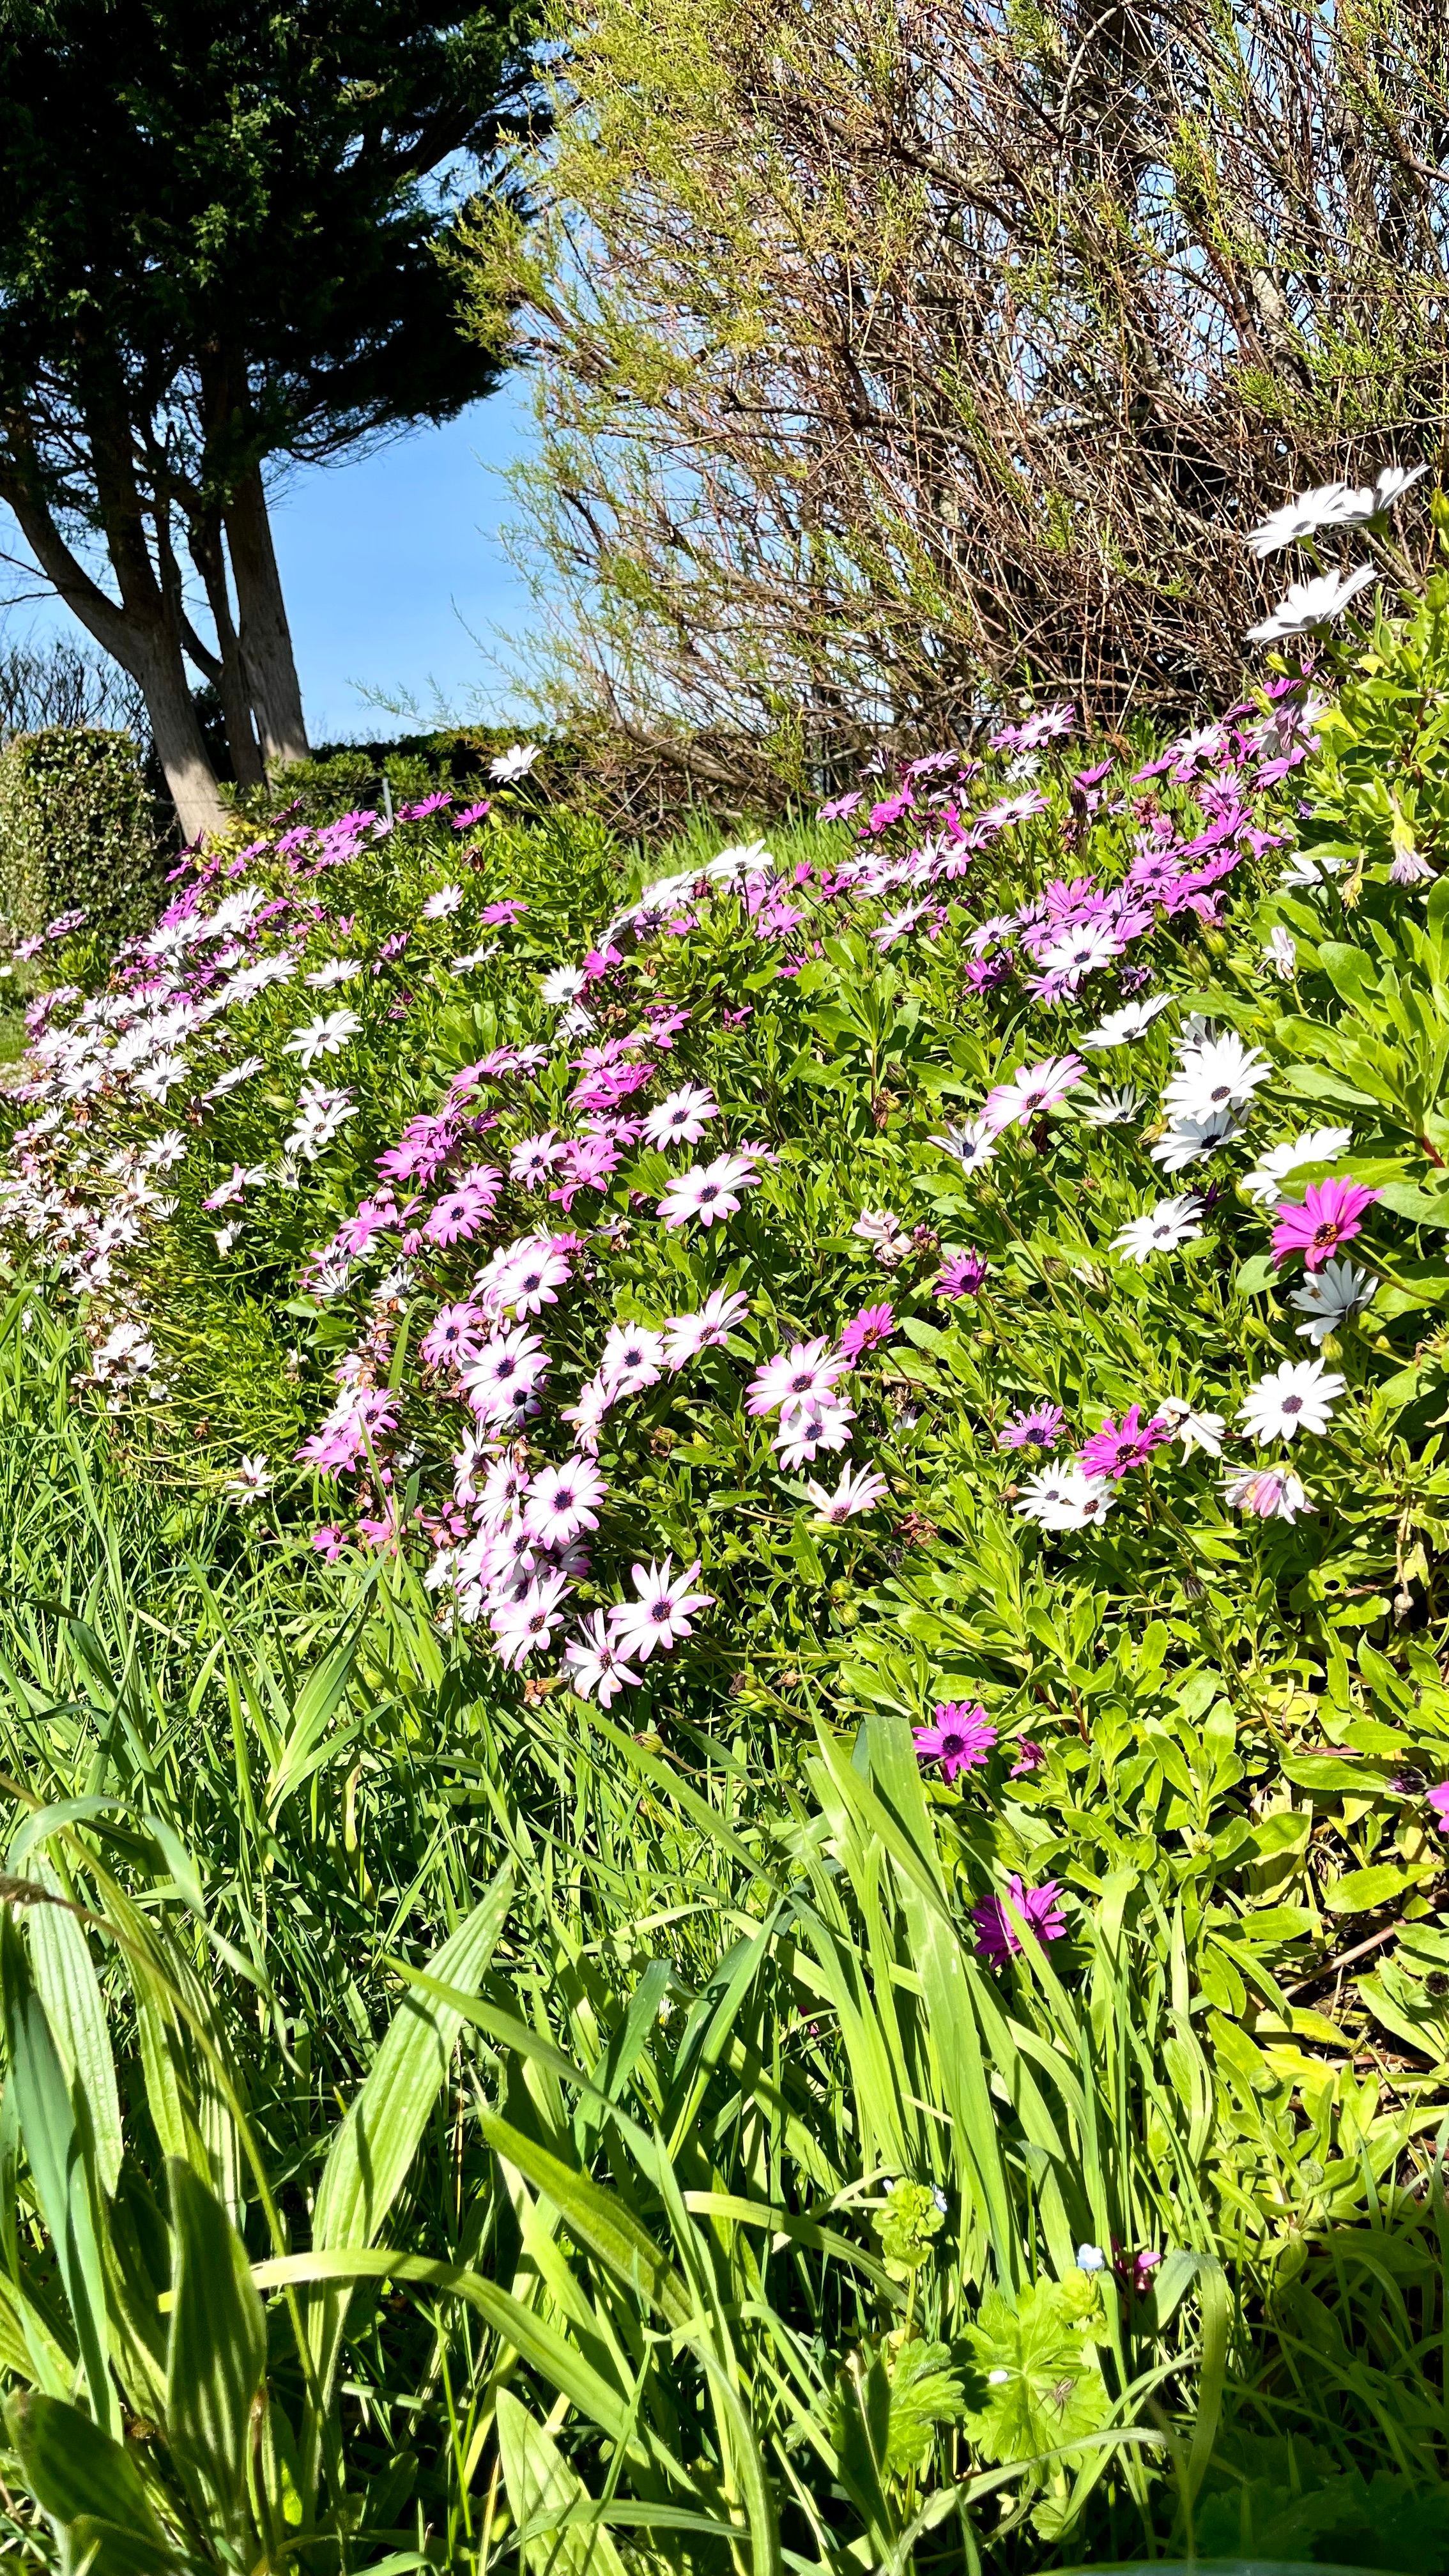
[745, 1302, 897, 1506]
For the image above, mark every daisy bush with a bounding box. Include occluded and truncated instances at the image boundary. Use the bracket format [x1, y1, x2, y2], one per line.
[11, 505, 1449, 2134]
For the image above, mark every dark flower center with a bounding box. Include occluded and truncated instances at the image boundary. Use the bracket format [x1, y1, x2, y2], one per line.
[942, 1733, 966, 1756]
[1312, 1221, 1337, 1246]
[790, 1370, 813, 1392]
[1283, 1394, 1303, 1414]
[649, 1600, 671, 1623]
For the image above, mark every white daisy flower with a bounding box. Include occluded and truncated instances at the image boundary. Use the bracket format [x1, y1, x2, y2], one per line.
[928, 1118, 996, 1175]
[1241, 1126, 1353, 1208]
[1238, 1358, 1345, 1445]
[1246, 564, 1377, 643]
[1078, 994, 1172, 1050]
[1151, 1110, 1245, 1172]
[1078, 1085, 1144, 1127]
[1153, 1396, 1226, 1457]
[1289, 1259, 1377, 1346]
[1112, 1195, 1204, 1262]
[1164, 1029, 1273, 1126]
[1015, 1464, 1116, 1531]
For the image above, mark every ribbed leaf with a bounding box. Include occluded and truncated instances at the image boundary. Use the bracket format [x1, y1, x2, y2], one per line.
[5, 2391, 172, 2569]
[0, 1917, 118, 2437]
[165, 2159, 266, 2538]
[27, 1862, 123, 2196]
[301, 1874, 512, 2453]
[480, 2110, 692, 2329]
[494, 2388, 629, 2575]
[266, 1634, 360, 1820]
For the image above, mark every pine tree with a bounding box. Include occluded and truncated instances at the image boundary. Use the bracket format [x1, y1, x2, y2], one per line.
[0, 1, 538, 836]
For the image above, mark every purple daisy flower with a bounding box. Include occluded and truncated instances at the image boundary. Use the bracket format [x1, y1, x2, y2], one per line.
[912, 1700, 997, 1783]
[972, 1875, 1067, 1966]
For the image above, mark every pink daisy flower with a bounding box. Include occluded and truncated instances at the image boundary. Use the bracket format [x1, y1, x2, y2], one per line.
[525, 1457, 606, 1548]
[642, 1084, 718, 1148]
[912, 1701, 997, 1782]
[564, 1610, 641, 1706]
[510, 1131, 565, 1186]
[420, 1301, 484, 1370]
[774, 1395, 855, 1469]
[804, 1464, 888, 1521]
[422, 1183, 491, 1248]
[935, 1249, 987, 1299]
[656, 1153, 760, 1229]
[981, 1054, 1084, 1133]
[747, 1338, 847, 1417]
[1271, 1176, 1381, 1271]
[1427, 1783, 1449, 1833]
[997, 1405, 1065, 1452]
[1076, 1405, 1170, 1481]
[663, 1288, 751, 1367]
[610, 1556, 714, 1662]
[973, 1876, 1067, 1967]
[838, 1302, 894, 1361]
[600, 1323, 667, 1397]
[490, 1571, 572, 1668]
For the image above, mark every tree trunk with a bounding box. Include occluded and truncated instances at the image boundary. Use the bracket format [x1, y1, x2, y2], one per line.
[133, 625, 230, 842]
[0, 435, 227, 843]
[225, 461, 309, 769]
[188, 512, 266, 793]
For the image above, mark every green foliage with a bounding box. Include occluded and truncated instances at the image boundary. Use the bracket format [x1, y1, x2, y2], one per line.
[0, 727, 160, 939]
[14, 585, 1449, 2566]
[875, 2179, 948, 2281]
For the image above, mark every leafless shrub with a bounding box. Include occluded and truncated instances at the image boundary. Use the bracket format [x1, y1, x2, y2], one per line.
[463, 0, 1449, 786]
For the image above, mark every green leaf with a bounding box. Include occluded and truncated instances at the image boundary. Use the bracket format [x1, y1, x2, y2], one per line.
[302, 1873, 512, 2470]
[26, 1865, 123, 2198]
[1324, 1864, 1420, 1914]
[880, 2334, 966, 2478]
[165, 2159, 266, 2537]
[265, 1632, 360, 1819]
[962, 2281, 1108, 2466]
[1377, 1181, 1449, 1229]
[5, 2392, 173, 2570]
[480, 2110, 693, 2329]
[494, 2389, 630, 2575]
[0, 1917, 118, 2438]
[1234, 1252, 1276, 1297]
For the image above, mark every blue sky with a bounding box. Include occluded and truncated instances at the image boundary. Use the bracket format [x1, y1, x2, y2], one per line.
[1, 385, 538, 744]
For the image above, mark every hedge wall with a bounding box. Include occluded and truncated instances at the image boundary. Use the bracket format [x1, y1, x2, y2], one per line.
[0, 726, 163, 940]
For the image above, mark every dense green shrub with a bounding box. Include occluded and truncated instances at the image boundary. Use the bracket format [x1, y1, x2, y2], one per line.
[0, 724, 162, 939]
[13, 540, 1449, 2556]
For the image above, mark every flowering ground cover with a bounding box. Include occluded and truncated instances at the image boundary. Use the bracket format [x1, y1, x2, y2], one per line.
[6, 539, 1449, 2562]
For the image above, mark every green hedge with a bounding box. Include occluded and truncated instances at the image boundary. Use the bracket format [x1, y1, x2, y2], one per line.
[0, 726, 163, 940]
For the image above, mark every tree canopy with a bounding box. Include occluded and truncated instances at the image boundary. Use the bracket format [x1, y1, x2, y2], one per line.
[0, 0, 540, 834]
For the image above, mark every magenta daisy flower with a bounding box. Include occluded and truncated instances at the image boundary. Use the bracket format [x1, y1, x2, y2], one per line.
[972, 1876, 1067, 1967]
[935, 1249, 987, 1299]
[1271, 1176, 1381, 1271]
[1077, 1405, 1170, 1480]
[1427, 1782, 1449, 1834]
[838, 1302, 895, 1361]
[912, 1700, 997, 1782]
